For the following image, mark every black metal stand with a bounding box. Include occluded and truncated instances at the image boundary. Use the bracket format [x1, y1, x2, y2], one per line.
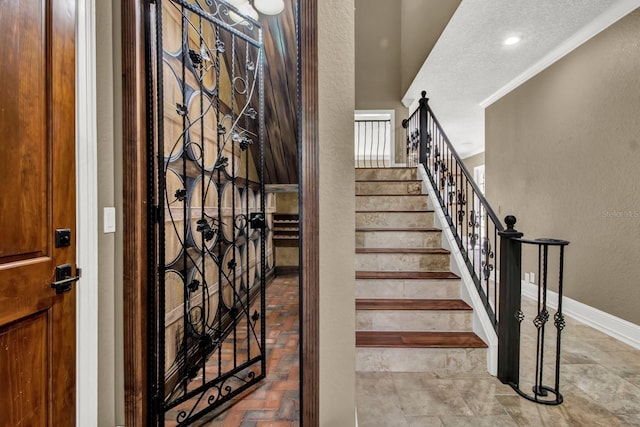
[499, 225, 569, 406]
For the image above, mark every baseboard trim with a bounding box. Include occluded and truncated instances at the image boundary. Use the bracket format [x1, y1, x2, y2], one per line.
[275, 265, 300, 276]
[521, 281, 640, 351]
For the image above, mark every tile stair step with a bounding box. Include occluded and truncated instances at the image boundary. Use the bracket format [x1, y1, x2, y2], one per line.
[355, 168, 417, 181]
[356, 194, 428, 211]
[355, 347, 487, 372]
[355, 228, 442, 249]
[356, 210, 435, 229]
[356, 272, 461, 300]
[356, 278, 461, 299]
[355, 180, 422, 195]
[355, 248, 450, 272]
[356, 299, 473, 332]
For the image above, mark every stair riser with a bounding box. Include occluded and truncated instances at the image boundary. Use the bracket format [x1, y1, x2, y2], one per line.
[356, 253, 450, 272]
[356, 181, 422, 195]
[356, 348, 486, 372]
[356, 230, 441, 249]
[356, 212, 434, 229]
[356, 310, 472, 332]
[355, 279, 461, 299]
[356, 195, 428, 211]
[355, 168, 417, 181]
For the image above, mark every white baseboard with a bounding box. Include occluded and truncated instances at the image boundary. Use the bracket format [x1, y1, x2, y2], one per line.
[521, 281, 640, 351]
[418, 165, 498, 376]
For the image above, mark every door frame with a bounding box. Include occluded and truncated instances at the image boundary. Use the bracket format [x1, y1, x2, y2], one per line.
[76, 0, 99, 425]
[121, 0, 320, 425]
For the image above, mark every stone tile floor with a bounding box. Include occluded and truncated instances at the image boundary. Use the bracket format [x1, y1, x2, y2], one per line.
[356, 297, 640, 426]
[169, 272, 640, 426]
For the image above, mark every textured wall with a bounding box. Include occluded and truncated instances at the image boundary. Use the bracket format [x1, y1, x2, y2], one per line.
[463, 152, 485, 173]
[354, 0, 407, 162]
[96, 1, 119, 425]
[400, 0, 461, 94]
[96, 0, 125, 424]
[319, 0, 356, 425]
[486, 9, 640, 324]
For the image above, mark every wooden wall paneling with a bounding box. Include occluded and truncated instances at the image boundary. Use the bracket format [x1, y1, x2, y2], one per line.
[299, 0, 320, 424]
[122, 0, 149, 425]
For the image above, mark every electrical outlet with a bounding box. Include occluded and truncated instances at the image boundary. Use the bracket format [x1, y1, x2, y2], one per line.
[524, 272, 530, 283]
[530, 272, 535, 284]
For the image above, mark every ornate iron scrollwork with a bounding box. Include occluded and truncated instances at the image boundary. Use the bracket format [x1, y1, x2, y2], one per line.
[148, 0, 268, 424]
[481, 237, 494, 281]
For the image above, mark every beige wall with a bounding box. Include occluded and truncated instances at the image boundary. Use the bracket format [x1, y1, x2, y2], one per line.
[96, 0, 125, 425]
[463, 152, 485, 173]
[486, 9, 640, 325]
[354, 0, 407, 163]
[355, 0, 460, 163]
[319, 1, 356, 425]
[400, 0, 461, 94]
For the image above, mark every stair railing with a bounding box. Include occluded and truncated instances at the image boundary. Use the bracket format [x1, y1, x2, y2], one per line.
[354, 119, 393, 168]
[404, 91, 503, 329]
[404, 91, 569, 405]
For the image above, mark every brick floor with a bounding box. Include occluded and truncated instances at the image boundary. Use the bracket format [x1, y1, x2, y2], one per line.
[192, 273, 300, 426]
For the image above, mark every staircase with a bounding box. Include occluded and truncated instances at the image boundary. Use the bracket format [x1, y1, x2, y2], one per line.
[355, 167, 487, 372]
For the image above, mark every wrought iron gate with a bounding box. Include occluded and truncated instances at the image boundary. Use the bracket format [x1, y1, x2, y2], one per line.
[145, 1, 267, 424]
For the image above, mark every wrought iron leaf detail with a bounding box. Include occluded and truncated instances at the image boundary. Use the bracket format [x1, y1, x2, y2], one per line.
[189, 48, 204, 69]
[214, 156, 229, 170]
[188, 279, 200, 293]
[176, 103, 188, 116]
[175, 188, 187, 201]
[515, 310, 525, 323]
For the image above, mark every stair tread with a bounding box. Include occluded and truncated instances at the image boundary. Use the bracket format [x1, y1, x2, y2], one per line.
[355, 227, 440, 232]
[356, 331, 487, 348]
[356, 248, 449, 254]
[356, 193, 425, 197]
[356, 271, 459, 280]
[356, 298, 471, 311]
[356, 209, 434, 213]
[355, 179, 422, 183]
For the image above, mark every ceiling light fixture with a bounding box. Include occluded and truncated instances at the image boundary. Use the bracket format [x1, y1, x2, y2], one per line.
[227, 0, 284, 25]
[503, 36, 521, 46]
[253, 0, 285, 15]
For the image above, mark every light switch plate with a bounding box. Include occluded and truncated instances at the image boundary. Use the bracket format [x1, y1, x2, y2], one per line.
[104, 207, 116, 233]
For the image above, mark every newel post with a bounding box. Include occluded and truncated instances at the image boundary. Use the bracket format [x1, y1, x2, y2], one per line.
[498, 215, 524, 385]
[418, 91, 429, 165]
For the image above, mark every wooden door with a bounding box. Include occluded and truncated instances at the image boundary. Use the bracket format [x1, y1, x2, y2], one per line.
[0, 0, 77, 425]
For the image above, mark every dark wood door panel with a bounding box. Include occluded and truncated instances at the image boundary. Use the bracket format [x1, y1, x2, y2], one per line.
[0, 0, 77, 424]
[0, 311, 49, 427]
[0, 0, 48, 260]
[0, 260, 54, 326]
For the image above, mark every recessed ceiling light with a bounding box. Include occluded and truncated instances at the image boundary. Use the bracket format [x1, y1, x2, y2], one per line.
[503, 36, 521, 46]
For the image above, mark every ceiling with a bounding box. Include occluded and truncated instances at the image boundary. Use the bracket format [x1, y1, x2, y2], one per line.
[402, 0, 640, 158]
[255, 0, 298, 184]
